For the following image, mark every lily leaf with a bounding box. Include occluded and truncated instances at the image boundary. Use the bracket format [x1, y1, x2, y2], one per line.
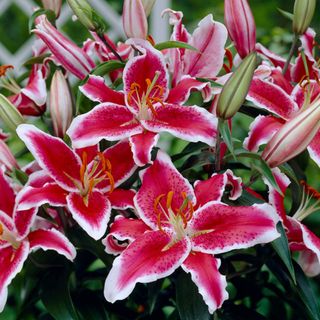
[155, 41, 198, 52]
[176, 272, 210, 320]
[272, 222, 296, 284]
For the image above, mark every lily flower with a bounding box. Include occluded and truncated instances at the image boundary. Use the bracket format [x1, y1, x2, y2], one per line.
[103, 151, 280, 313]
[224, 0, 256, 59]
[265, 168, 320, 277]
[0, 168, 76, 312]
[16, 124, 136, 240]
[67, 40, 217, 166]
[33, 15, 95, 80]
[163, 9, 228, 86]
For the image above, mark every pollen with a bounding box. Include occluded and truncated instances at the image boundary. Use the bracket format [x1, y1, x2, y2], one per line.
[0, 65, 14, 77]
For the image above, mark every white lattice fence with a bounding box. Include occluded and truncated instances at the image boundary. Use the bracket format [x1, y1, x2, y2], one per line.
[0, 0, 170, 70]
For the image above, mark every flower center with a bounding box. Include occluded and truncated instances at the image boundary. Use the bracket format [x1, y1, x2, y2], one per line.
[127, 71, 165, 120]
[292, 180, 320, 221]
[0, 222, 20, 249]
[153, 191, 194, 241]
[67, 152, 115, 206]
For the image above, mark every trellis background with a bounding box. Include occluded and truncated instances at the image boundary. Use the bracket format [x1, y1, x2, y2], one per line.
[0, 0, 171, 71]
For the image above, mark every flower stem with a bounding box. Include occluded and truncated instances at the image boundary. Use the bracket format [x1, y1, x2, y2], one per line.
[215, 119, 223, 172]
[97, 32, 124, 63]
[282, 34, 299, 75]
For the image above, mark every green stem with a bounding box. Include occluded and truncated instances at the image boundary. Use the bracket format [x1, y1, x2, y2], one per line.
[97, 32, 124, 63]
[282, 34, 299, 75]
[215, 119, 223, 172]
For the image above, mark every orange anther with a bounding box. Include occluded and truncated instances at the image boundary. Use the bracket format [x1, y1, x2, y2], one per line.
[147, 35, 156, 46]
[105, 171, 115, 193]
[0, 65, 14, 77]
[166, 191, 174, 209]
[80, 151, 88, 183]
[0, 223, 3, 236]
[301, 180, 320, 200]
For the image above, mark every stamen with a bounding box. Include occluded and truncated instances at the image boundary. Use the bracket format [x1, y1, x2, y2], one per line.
[105, 171, 115, 193]
[166, 191, 174, 209]
[0, 65, 14, 77]
[80, 151, 88, 184]
[0, 223, 3, 236]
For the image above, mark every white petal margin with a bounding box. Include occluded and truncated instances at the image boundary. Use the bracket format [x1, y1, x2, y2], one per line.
[104, 230, 191, 302]
[181, 252, 228, 314]
[0, 287, 8, 312]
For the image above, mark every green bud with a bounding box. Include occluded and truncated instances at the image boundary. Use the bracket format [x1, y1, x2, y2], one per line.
[0, 94, 24, 131]
[216, 52, 257, 120]
[67, 0, 105, 33]
[293, 0, 316, 35]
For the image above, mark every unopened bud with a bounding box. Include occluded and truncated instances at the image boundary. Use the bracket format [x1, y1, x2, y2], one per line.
[0, 140, 18, 171]
[67, 0, 105, 33]
[123, 0, 148, 39]
[0, 94, 24, 131]
[41, 0, 62, 18]
[141, 0, 156, 17]
[262, 99, 320, 168]
[216, 52, 257, 119]
[293, 0, 316, 35]
[50, 71, 73, 138]
[224, 0, 256, 58]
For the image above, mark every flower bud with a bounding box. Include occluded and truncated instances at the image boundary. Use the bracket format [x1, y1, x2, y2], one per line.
[216, 52, 257, 120]
[123, 0, 148, 39]
[262, 99, 320, 168]
[67, 0, 105, 33]
[141, 0, 156, 17]
[0, 140, 18, 171]
[0, 94, 24, 131]
[41, 0, 62, 18]
[224, 0, 256, 58]
[293, 0, 316, 35]
[50, 71, 73, 138]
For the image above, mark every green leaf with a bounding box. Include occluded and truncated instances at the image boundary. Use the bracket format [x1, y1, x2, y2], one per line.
[219, 119, 235, 158]
[294, 262, 320, 320]
[272, 222, 296, 284]
[277, 8, 294, 21]
[171, 142, 207, 161]
[41, 267, 79, 320]
[29, 9, 56, 32]
[176, 272, 210, 320]
[154, 41, 198, 52]
[196, 78, 223, 88]
[233, 151, 283, 195]
[23, 54, 51, 67]
[91, 60, 125, 77]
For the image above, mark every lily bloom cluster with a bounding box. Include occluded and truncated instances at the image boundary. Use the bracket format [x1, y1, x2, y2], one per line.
[0, 0, 320, 317]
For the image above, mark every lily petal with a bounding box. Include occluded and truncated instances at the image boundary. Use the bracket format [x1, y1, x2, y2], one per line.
[14, 208, 38, 240]
[142, 104, 217, 146]
[108, 189, 136, 210]
[67, 191, 111, 240]
[247, 78, 298, 120]
[129, 131, 159, 167]
[67, 103, 143, 149]
[16, 183, 67, 211]
[244, 115, 285, 152]
[0, 242, 29, 312]
[181, 252, 228, 314]
[104, 230, 191, 302]
[0, 168, 15, 217]
[16, 124, 81, 192]
[190, 202, 280, 254]
[134, 151, 195, 229]
[28, 228, 76, 261]
[167, 76, 212, 105]
[183, 14, 227, 78]
[308, 130, 320, 168]
[80, 75, 125, 105]
[102, 215, 151, 254]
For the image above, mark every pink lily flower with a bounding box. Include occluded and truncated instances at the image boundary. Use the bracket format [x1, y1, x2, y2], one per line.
[224, 0, 256, 59]
[34, 15, 95, 80]
[163, 9, 228, 86]
[67, 40, 217, 166]
[16, 124, 137, 240]
[265, 168, 320, 277]
[103, 151, 280, 313]
[122, 0, 148, 39]
[0, 168, 76, 312]
[0, 134, 19, 171]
